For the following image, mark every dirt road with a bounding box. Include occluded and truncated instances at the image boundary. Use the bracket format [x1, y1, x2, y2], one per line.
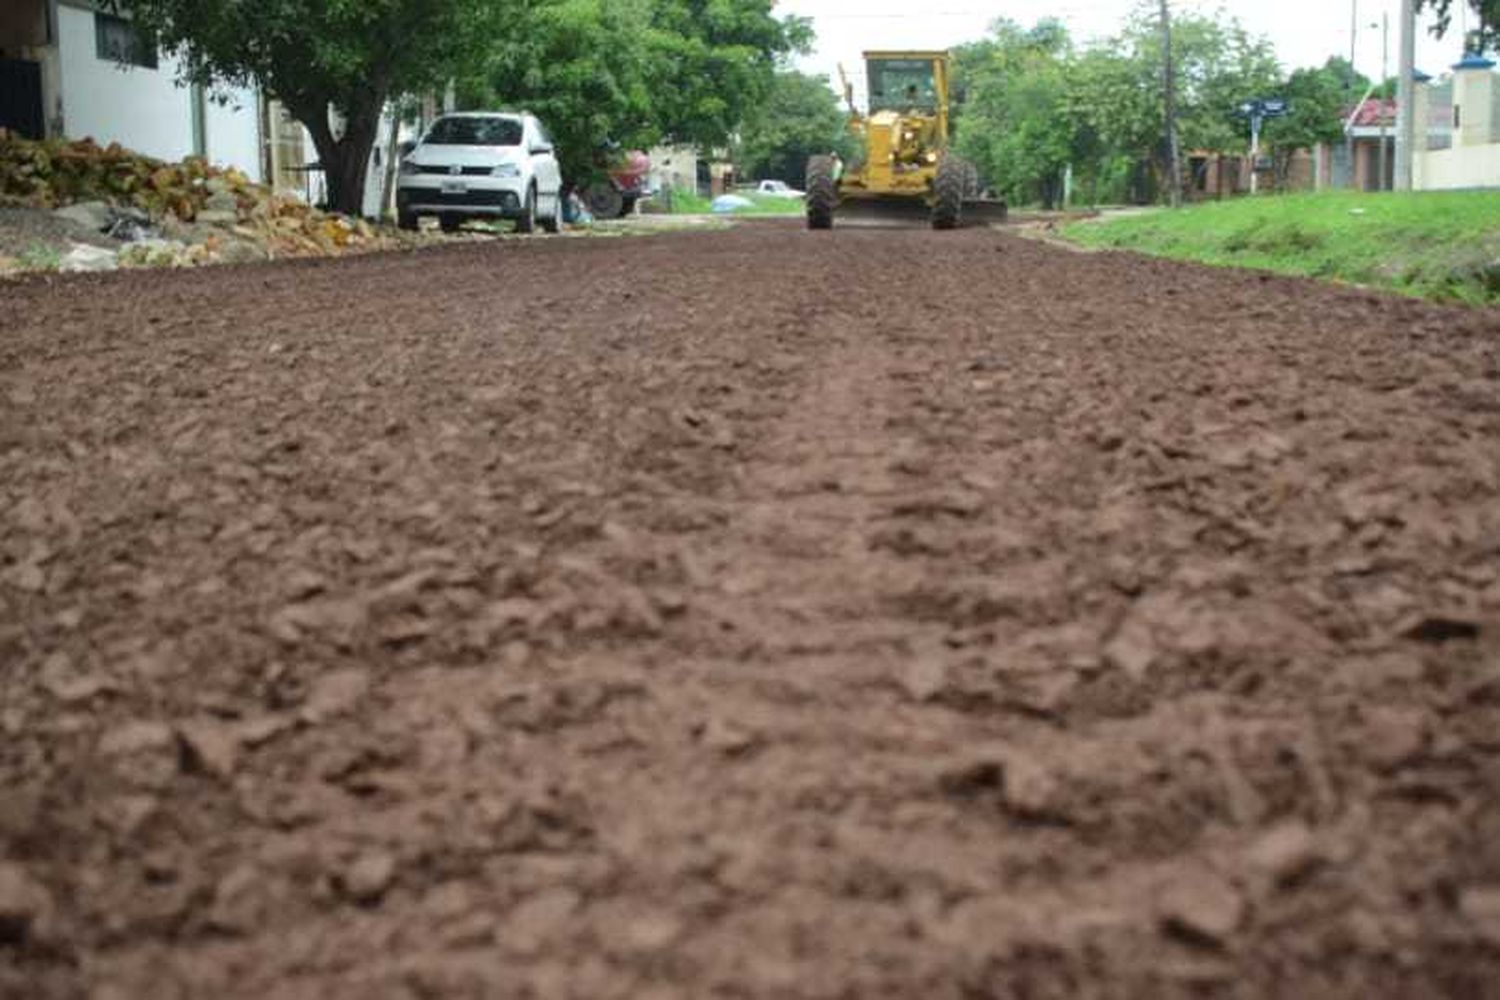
[3, 224, 1500, 999]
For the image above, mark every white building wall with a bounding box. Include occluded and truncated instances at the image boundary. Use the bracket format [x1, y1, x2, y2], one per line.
[204, 89, 263, 180]
[57, 4, 193, 160]
[57, 5, 261, 180]
[1414, 143, 1500, 189]
[647, 144, 697, 195]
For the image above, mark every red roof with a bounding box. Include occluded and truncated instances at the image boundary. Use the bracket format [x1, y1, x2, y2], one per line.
[1347, 98, 1397, 126]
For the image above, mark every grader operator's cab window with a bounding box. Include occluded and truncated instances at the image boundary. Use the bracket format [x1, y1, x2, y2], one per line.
[868, 59, 938, 113]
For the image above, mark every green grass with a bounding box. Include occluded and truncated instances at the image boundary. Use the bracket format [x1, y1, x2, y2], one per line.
[1060, 190, 1500, 306]
[666, 191, 805, 216]
[16, 243, 63, 271]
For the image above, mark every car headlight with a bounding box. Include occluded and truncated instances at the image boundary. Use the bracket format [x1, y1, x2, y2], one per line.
[399, 160, 419, 176]
[491, 164, 521, 178]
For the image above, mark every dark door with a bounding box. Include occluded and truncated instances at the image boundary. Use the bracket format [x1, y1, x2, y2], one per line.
[0, 58, 44, 140]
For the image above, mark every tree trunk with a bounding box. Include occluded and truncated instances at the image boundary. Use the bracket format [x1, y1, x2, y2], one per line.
[296, 96, 385, 217]
[380, 110, 402, 222]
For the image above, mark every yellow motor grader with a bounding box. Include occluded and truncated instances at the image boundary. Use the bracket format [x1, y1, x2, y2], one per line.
[806, 50, 1006, 230]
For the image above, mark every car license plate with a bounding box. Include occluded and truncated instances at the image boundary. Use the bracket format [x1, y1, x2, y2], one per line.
[441, 180, 467, 195]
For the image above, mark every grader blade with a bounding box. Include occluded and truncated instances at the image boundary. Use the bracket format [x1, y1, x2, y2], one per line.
[961, 197, 1009, 226]
[830, 195, 1008, 229]
[833, 196, 935, 227]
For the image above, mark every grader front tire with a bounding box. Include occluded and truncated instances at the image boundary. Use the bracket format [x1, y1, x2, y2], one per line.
[806, 155, 837, 230]
[932, 156, 964, 230]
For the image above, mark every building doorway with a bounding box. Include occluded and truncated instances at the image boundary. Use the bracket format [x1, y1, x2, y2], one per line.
[0, 58, 44, 139]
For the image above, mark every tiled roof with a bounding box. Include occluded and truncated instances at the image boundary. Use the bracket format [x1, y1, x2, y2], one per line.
[1346, 98, 1397, 126]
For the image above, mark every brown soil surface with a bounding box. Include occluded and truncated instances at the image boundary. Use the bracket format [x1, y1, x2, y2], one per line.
[3, 224, 1500, 999]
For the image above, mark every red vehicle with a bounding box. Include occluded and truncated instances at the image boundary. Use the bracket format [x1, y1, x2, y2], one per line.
[582, 149, 651, 218]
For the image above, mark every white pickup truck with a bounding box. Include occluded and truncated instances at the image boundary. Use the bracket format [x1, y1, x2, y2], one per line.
[747, 179, 805, 199]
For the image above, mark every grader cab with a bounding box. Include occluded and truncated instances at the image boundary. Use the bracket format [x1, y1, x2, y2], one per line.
[805, 50, 1005, 230]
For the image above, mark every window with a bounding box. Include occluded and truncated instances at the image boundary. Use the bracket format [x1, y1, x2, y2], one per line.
[95, 12, 157, 70]
[867, 58, 938, 113]
[424, 116, 523, 146]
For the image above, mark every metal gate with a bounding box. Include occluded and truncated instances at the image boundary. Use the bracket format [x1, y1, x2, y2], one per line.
[0, 59, 45, 140]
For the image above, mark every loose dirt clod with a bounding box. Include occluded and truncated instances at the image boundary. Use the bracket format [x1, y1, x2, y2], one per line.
[177, 721, 241, 779]
[1247, 821, 1325, 887]
[0, 863, 53, 946]
[1157, 872, 1247, 947]
[340, 852, 397, 905]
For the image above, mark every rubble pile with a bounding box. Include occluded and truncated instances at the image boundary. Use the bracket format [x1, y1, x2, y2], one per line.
[0, 131, 401, 270]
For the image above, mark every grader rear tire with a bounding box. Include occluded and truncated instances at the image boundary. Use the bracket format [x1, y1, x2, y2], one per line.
[932, 155, 964, 230]
[805, 155, 836, 230]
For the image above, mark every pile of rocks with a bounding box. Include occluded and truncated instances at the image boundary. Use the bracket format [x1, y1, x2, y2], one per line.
[1, 131, 406, 272]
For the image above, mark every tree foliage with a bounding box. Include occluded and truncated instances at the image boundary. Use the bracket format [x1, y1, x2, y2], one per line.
[466, 0, 657, 181]
[646, 1, 811, 152]
[469, 0, 807, 184]
[952, 7, 1289, 206]
[735, 70, 856, 186]
[1262, 58, 1367, 186]
[952, 20, 1076, 208]
[109, 0, 513, 214]
[1417, 0, 1500, 51]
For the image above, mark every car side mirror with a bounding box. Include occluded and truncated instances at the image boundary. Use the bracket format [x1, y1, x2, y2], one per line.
[397, 140, 417, 158]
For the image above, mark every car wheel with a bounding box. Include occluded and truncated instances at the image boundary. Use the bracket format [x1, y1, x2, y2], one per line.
[584, 181, 624, 220]
[397, 211, 419, 231]
[439, 214, 463, 234]
[515, 186, 537, 234]
[540, 190, 562, 234]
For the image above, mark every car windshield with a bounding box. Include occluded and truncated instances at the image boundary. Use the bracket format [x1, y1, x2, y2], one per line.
[424, 117, 522, 146]
[868, 59, 938, 112]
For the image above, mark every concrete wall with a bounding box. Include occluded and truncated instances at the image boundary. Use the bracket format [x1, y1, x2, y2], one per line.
[1414, 142, 1500, 189]
[56, 4, 261, 179]
[1457, 70, 1495, 147]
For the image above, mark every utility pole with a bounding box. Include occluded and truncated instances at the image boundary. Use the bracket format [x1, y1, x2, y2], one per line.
[1396, 0, 1416, 190]
[1378, 11, 1389, 191]
[1346, 0, 1357, 188]
[1161, 0, 1183, 207]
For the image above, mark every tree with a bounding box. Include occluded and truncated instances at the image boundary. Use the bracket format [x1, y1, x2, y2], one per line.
[108, 0, 512, 215]
[468, 0, 658, 182]
[952, 19, 1077, 208]
[1262, 58, 1367, 187]
[735, 70, 855, 185]
[470, 0, 808, 185]
[1417, 0, 1500, 51]
[644, 1, 812, 153]
[1062, 7, 1279, 202]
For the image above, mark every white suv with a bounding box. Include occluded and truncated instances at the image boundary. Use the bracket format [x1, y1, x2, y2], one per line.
[397, 113, 563, 233]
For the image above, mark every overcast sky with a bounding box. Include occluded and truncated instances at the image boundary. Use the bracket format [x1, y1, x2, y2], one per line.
[778, 1, 1473, 104]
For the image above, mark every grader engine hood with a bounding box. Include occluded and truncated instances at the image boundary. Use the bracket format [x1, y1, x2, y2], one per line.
[867, 110, 938, 169]
[863, 109, 939, 192]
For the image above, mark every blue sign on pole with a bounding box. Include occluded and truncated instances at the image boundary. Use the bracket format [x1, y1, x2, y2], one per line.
[1238, 98, 1292, 119]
